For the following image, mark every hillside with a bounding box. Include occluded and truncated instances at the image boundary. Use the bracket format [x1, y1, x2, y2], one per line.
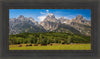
[9, 32, 90, 45]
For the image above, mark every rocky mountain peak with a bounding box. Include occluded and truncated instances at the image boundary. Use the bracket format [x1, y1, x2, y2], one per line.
[58, 17, 70, 24]
[29, 17, 34, 20]
[17, 15, 25, 21]
[76, 15, 83, 20]
[43, 13, 57, 22]
[60, 17, 65, 19]
[71, 15, 91, 25]
[9, 14, 91, 36]
[18, 15, 24, 18]
[28, 17, 38, 25]
[46, 13, 55, 18]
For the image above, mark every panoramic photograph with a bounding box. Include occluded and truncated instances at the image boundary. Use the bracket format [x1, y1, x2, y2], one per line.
[9, 9, 91, 50]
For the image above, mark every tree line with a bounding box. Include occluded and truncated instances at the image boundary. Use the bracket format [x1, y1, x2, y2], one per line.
[9, 32, 91, 45]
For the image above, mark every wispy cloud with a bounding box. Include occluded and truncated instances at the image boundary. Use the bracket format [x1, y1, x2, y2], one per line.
[46, 10, 49, 14]
[40, 12, 46, 14]
[65, 15, 76, 20]
[38, 10, 49, 22]
[37, 16, 46, 21]
[84, 17, 91, 20]
[40, 9, 49, 15]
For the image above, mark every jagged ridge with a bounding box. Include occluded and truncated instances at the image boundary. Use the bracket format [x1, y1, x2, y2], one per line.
[9, 13, 91, 36]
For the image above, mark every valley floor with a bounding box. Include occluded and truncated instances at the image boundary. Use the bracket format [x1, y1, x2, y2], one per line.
[9, 43, 91, 50]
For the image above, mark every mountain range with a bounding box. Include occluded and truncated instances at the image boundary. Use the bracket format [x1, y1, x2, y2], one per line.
[9, 13, 91, 36]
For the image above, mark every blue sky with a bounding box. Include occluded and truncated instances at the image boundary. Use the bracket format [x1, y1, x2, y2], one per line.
[9, 9, 91, 22]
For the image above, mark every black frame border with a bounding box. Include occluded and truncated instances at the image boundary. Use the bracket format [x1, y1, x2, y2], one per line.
[0, 1, 99, 58]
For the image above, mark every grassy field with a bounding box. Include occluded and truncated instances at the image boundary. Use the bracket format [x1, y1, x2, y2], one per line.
[9, 44, 91, 50]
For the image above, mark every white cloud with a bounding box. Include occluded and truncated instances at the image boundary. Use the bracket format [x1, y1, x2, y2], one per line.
[37, 15, 46, 21]
[40, 12, 46, 14]
[84, 17, 91, 20]
[37, 10, 50, 22]
[65, 15, 76, 20]
[46, 10, 49, 13]
[55, 15, 76, 20]
[40, 10, 49, 15]
[55, 16, 61, 19]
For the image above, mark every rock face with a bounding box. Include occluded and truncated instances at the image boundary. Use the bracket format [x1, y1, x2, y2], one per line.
[9, 14, 91, 36]
[58, 17, 70, 24]
[9, 15, 45, 34]
[40, 21, 59, 31]
[69, 15, 91, 36]
[71, 15, 91, 26]
[44, 13, 58, 22]
[40, 13, 59, 31]
[59, 15, 91, 25]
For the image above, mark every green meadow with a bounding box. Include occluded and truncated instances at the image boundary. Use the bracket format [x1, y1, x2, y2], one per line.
[9, 44, 91, 50]
[9, 32, 91, 50]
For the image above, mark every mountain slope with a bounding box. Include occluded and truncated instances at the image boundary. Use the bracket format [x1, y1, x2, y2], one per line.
[9, 15, 46, 34]
[40, 13, 82, 34]
[9, 14, 91, 36]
